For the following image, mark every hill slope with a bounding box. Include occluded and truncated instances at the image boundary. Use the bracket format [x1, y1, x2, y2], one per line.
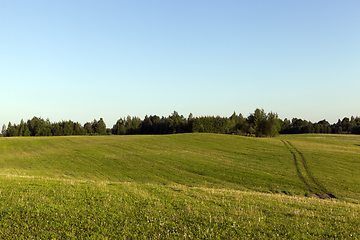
[1, 133, 360, 201]
[1, 133, 360, 238]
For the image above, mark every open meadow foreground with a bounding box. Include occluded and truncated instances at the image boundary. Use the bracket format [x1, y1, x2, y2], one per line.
[0, 133, 360, 238]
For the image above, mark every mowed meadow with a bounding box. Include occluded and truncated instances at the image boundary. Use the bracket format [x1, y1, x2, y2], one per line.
[0, 133, 360, 238]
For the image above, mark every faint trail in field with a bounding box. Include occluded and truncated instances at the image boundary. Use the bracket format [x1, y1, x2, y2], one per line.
[281, 140, 336, 199]
[285, 141, 329, 194]
[281, 140, 312, 192]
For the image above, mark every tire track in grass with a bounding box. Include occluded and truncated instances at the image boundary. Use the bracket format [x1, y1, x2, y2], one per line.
[285, 142, 328, 193]
[281, 140, 312, 192]
[281, 140, 336, 199]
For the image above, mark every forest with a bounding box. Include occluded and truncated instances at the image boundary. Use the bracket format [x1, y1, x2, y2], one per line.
[1, 109, 360, 137]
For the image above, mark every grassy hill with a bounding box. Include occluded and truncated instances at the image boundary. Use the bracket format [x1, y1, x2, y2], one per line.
[0, 133, 360, 238]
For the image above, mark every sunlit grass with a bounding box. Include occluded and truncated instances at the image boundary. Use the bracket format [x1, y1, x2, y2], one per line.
[1, 134, 359, 200]
[0, 175, 359, 239]
[0, 133, 360, 237]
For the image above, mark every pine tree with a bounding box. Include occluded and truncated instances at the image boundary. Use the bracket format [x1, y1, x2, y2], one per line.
[1, 124, 6, 137]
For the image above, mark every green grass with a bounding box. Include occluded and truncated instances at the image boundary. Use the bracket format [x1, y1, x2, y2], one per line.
[279, 134, 360, 202]
[1, 176, 359, 239]
[0, 133, 360, 238]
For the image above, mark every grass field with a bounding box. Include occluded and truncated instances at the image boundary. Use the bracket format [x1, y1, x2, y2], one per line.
[0, 133, 360, 238]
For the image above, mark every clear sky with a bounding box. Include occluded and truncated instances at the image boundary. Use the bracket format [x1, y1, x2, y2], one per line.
[1, 1, 359, 128]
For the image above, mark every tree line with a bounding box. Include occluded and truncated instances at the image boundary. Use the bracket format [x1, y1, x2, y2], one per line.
[1, 117, 107, 137]
[280, 116, 360, 134]
[1, 109, 360, 137]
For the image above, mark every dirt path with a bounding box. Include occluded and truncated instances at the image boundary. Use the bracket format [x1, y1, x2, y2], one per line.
[281, 140, 336, 199]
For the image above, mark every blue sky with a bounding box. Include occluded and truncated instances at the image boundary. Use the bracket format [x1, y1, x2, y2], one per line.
[1, 1, 359, 128]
